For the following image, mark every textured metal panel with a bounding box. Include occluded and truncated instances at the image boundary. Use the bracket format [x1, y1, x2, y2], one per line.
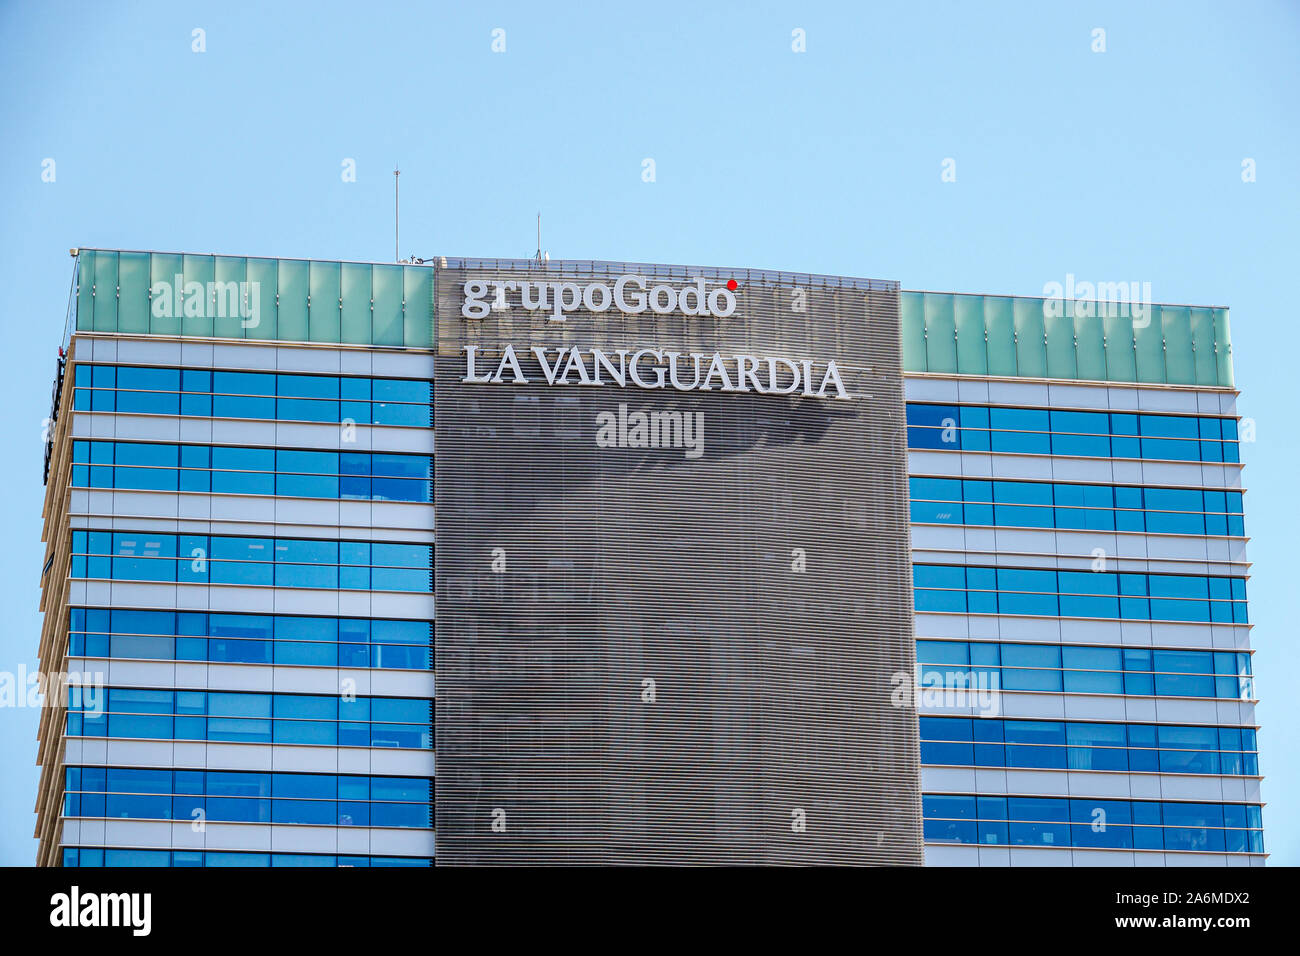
[434, 259, 921, 864]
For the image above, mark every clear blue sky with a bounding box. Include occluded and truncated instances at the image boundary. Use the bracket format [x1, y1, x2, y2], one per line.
[1, 0, 1296, 866]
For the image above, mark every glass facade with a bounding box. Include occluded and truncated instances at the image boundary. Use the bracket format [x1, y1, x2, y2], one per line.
[73, 364, 431, 427]
[72, 440, 432, 502]
[44, 256, 438, 868]
[922, 795, 1263, 852]
[62, 767, 432, 828]
[900, 291, 1233, 387]
[920, 716, 1259, 775]
[916, 640, 1253, 700]
[67, 688, 432, 749]
[70, 531, 432, 592]
[36, 251, 1259, 867]
[62, 848, 432, 867]
[913, 564, 1248, 624]
[73, 250, 434, 348]
[69, 609, 433, 670]
[907, 311, 1260, 863]
[906, 402, 1240, 462]
[910, 477, 1245, 536]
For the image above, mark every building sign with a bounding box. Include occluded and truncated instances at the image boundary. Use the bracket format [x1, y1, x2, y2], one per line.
[460, 274, 852, 399]
[461, 274, 738, 321]
[462, 346, 851, 399]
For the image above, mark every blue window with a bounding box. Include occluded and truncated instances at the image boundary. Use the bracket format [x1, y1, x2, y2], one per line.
[71, 686, 431, 749]
[74, 441, 429, 502]
[67, 764, 436, 827]
[1050, 409, 1108, 435]
[909, 564, 1246, 624]
[214, 371, 276, 396]
[905, 402, 1240, 465]
[914, 565, 965, 590]
[906, 404, 959, 449]
[907, 477, 1241, 537]
[990, 407, 1049, 433]
[278, 375, 340, 399]
[213, 394, 276, 419]
[73, 610, 430, 681]
[78, 365, 431, 430]
[1140, 415, 1199, 439]
[372, 378, 430, 404]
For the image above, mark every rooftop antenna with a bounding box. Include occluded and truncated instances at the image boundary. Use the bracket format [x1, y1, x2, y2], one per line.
[393, 166, 401, 262]
[535, 212, 548, 265]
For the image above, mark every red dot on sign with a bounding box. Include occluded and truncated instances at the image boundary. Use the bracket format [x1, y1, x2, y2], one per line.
[726, 279, 738, 291]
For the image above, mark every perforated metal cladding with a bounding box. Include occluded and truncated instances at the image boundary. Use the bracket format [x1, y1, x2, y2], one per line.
[433, 260, 921, 865]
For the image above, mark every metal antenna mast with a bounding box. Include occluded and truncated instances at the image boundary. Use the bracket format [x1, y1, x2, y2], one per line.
[394, 166, 401, 262]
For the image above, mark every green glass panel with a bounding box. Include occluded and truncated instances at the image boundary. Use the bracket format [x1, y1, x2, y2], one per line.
[923, 293, 957, 374]
[244, 258, 278, 341]
[1161, 306, 1195, 385]
[1189, 308, 1217, 386]
[1102, 312, 1137, 382]
[75, 251, 95, 331]
[116, 252, 150, 334]
[1133, 305, 1166, 383]
[181, 254, 215, 338]
[149, 253, 183, 335]
[340, 263, 373, 345]
[953, 294, 988, 375]
[372, 265, 404, 347]
[899, 291, 927, 372]
[1074, 311, 1106, 381]
[277, 260, 310, 342]
[212, 256, 248, 340]
[1044, 303, 1077, 379]
[92, 250, 118, 332]
[1214, 309, 1233, 388]
[116, 252, 150, 335]
[403, 266, 433, 348]
[309, 260, 342, 343]
[984, 296, 1016, 376]
[1012, 299, 1047, 378]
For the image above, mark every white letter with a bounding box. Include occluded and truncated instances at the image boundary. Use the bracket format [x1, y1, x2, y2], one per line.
[629, 349, 666, 389]
[591, 349, 627, 386]
[557, 348, 592, 384]
[614, 274, 647, 313]
[583, 282, 612, 312]
[530, 347, 567, 385]
[463, 346, 493, 384]
[491, 345, 527, 384]
[736, 355, 764, 392]
[701, 354, 736, 391]
[766, 357, 801, 395]
[707, 287, 737, 317]
[678, 278, 707, 316]
[666, 353, 702, 391]
[549, 282, 582, 321]
[465, 278, 488, 319]
[817, 361, 851, 400]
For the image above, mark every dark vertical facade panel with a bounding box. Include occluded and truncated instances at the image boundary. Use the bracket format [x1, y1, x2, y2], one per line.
[434, 260, 920, 865]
